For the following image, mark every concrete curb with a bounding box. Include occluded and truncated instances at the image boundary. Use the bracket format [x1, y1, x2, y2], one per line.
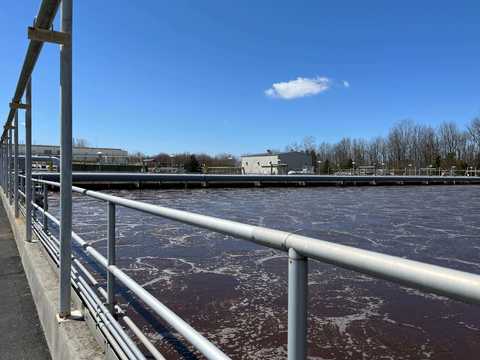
[1, 191, 106, 360]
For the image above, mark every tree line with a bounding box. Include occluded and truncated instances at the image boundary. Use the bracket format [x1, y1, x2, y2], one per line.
[151, 152, 237, 172]
[286, 118, 480, 172]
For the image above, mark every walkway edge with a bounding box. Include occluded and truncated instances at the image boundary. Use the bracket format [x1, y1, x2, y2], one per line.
[0, 192, 111, 360]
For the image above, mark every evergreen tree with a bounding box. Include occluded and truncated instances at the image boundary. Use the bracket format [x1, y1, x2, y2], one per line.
[184, 155, 201, 173]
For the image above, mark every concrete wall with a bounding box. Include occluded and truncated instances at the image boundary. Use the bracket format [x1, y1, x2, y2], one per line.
[241, 152, 312, 174]
[241, 154, 280, 174]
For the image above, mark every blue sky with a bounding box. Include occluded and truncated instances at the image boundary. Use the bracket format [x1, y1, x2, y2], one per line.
[0, 0, 479, 155]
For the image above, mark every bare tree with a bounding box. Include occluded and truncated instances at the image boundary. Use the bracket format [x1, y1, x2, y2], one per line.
[468, 118, 480, 149]
[438, 122, 462, 162]
[73, 138, 89, 147]
[302, 136, 316, 152]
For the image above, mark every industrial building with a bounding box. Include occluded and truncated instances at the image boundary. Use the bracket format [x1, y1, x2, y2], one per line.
[18, 144, 129, 165]
[241, 151, 313, 175]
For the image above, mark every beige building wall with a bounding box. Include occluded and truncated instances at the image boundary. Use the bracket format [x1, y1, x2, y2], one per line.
[241, 152, 312, 174]
[17, 144, 129, 164]
[241, 154, 280, 174]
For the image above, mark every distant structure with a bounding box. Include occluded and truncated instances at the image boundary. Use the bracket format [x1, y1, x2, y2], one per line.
[18, 144, 128, 168]
[241, 151, 313, 175]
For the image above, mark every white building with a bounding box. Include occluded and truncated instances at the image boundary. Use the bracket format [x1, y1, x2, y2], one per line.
[241, 151, 313, 175]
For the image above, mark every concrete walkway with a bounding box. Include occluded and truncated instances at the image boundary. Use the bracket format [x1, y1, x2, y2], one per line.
[0, 205, 51, 360]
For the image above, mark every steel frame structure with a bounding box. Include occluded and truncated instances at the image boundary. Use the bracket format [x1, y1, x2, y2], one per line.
[1, 1, 480, 359]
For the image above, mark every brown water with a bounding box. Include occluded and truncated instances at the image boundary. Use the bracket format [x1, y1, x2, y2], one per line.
[48, 185, 480, 359]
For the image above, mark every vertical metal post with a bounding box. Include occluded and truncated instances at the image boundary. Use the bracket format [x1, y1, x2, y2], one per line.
[59, 0, 73, 318]
[14, 111, 19, 217]
[5, 128, 12, 201]
[288, 248, 308, 360]
[1, 141, 4, 191]
[4, 140, 6, 191]
[1, 141, 3, 190]
[25, 78, 32, 242]
[2, 141, 5, 191]
[9, 128, 13, 204]
[107, 201, 116, 312]
[43, 184, 48, 231]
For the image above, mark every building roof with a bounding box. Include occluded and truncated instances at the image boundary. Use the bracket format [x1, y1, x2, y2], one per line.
[18, 144, 126, 152]
[241, 151, 306, 158]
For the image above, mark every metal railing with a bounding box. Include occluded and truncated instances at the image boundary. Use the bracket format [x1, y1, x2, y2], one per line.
[2, 1, 480, 359]
[4, 169, 480, 359]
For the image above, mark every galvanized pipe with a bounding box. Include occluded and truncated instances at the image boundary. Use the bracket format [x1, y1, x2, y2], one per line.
[4, 141, 7, 191]
[72, 256, 166, 360]
[1, 142, 3, 189]
[32, 201, 166, 359]
[59, 0, 73, 318]
[107, 201, 116, 312]
[76, 280, 131, 360]
[0, 142, 3, 190]
[288, 248, 308, 360]
[77, 276, 147, 360]
[31, 172, 480, 185]
[25, 78, 32, 242]
[33, 201, 229, 359]
[28, 176, 480, 360]
[3, 142, 5, 191]
[29, 205, 148, 360]
[30, 176, 480, 305]
[122, 316, 166, 360]
[9, 128, 13, 204]
[3, 141, 6, 190]
[108, 264, 231, 360]
[14, 111, 19, 217]
[43, 184, 48, 231]
[1, 142, 4, 190]
[7, 128, 11, 202]
[88, 188, 480, 304]
[4, 141, 7, 190]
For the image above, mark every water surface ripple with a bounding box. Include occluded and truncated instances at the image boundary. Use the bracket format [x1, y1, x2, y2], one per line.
[49, 185, 480, 359]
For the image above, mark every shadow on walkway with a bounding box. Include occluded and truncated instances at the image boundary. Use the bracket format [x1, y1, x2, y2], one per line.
[0, 205, 50, 360]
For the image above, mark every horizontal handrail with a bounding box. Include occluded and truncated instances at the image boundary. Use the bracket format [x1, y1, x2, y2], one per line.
[27, 180, 230, 360]
[32, 177, 480, 305]
[32, 172, 480, 183]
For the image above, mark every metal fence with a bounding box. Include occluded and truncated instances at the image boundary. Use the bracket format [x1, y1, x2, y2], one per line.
[329, 167, 479, 176]
[3, 160, 480, 360]
[2, 1, 480, 359]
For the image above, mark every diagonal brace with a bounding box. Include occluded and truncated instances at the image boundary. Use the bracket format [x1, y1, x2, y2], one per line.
[28, 26, 71, 46]
[9, 102, 30, 110]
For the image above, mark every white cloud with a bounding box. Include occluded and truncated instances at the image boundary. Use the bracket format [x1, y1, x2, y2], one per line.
[265, 76, 351, 100]
[265, 76, 331, 100]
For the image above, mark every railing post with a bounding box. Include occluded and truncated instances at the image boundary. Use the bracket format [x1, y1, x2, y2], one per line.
[288, 248, 308, 360]
[107, 201, 116, 312]
[14, 111, 19, 217]
[25, 78, 32, 242]
[9, 128, 13, 204]
[59, 0, 73, 318]
[1, 141, 4, 190]
[3, 141, 5, 191]
[7, 128, 11, 203]
[1, 141, 4, 191]
[43, 184, 48, 231]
